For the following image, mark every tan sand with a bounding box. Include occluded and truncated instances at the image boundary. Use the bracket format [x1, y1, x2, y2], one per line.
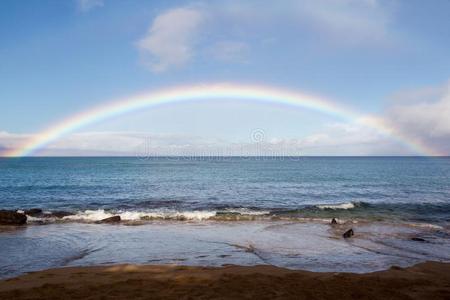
[1, 262, 449, 299]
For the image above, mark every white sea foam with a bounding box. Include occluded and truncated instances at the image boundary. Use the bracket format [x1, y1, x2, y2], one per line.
[26, 206, 358, 224]
[26, 215, 47, 222]
[61, 209, 218, 222]
[176, 211, 217, 220]
[316, 202, 355, 210]
[63, 210, 113, 221]
[223, 208, 270, 215]
[406, 222, 444, 230]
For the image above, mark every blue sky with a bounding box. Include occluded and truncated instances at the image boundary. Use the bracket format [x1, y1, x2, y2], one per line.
[1, 0, 449, 155]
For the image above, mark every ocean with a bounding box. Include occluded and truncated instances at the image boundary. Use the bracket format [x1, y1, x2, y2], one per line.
[1, 157, 450, 278]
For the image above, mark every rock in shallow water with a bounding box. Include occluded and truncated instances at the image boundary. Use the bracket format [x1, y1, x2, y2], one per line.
[24, 208, 43, 217]
[343, 228, 354, 238]
[411, 237, 427, 242]
[0, 210, 27, 225]
[96, 216, 121, 224]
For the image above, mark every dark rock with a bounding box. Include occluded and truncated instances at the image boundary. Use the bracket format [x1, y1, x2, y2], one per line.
[331, 218, 338, 225]
[24, 208, 43, 216]
[343, 228, 354, 238]
[216, 211, 241, 216]
[411, 237, 426, 242]
[0, 210, 27, 225]
[175, 215, 187, 221]
[49, 211, 73, 218]
[96, 216, 121, 224]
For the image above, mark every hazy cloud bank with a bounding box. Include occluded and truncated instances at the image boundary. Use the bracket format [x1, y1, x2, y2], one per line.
[385, 80, 450, 154]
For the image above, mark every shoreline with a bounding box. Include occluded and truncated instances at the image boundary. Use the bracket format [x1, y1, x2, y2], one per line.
[1, 262, 449, 299]
[2, 220, 450, 279]
[3, 199, 450, 226]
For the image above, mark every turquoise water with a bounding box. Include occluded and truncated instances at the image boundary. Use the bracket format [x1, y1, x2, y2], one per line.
[1, 157, 450, 223]
[1, 157, 450, 278]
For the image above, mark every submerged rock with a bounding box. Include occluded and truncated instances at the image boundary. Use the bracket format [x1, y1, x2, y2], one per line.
[331, 218, 338, 225]
[49, 211, 73, 218]
[411, 237, 427, 242]
[343, 228, 354, 238]
[0, 210, 27, 225]
[96, 216, 121, 224]
[24, 208, 43, 216]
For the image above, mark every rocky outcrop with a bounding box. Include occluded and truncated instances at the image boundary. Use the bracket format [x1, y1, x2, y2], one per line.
[24, 208, 43, 217]
[343, 228, 354, 238]
[96, 216, 121, 224]
[0, 210, 27, 225]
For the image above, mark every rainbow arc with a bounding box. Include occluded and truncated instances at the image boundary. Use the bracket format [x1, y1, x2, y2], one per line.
[2, 83, 441, 157]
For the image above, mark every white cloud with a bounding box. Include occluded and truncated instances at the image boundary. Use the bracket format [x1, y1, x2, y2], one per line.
[207, 0, 392, 45]
[136, 1, 393, 71]
[295, 0, 391, 45]
[0, 125, 412, 157]
[0, 131, 30, 150]
[137, 7, 206, 72]
[280, 122, 401, 155]
[78, 0, 104, 12]
[385, 81, 450, 153]
[210, 41, 250, 63]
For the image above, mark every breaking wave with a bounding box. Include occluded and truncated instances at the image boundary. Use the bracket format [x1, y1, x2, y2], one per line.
[63, 209, 218, 222]
[15, 201, 450, 225]
[316, 202, 355, 210]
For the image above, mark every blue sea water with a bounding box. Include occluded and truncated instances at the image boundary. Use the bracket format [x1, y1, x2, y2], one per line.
[1, 157, 450, 223]
[1, 157, 450, 278]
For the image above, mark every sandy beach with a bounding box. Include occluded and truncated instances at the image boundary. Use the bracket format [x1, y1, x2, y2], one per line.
[1, 262, 449, 299]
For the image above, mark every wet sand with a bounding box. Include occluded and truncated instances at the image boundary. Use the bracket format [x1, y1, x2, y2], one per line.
[1, 262, 449, 299]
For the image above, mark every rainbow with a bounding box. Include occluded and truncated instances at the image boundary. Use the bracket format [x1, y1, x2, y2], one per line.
[2, 83, 441, 157]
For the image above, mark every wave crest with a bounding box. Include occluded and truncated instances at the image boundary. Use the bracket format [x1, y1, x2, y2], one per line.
[316, 202, 356, 210]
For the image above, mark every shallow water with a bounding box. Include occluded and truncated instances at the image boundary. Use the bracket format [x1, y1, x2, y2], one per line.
[1, 220, 449, 279]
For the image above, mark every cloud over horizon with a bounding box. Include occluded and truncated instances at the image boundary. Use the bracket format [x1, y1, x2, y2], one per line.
[385, 80, 450, 154]
[0, 123, 418, 157]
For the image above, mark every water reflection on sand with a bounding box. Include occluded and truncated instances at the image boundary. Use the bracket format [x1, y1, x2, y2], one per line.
[1, 221, 449, 279]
